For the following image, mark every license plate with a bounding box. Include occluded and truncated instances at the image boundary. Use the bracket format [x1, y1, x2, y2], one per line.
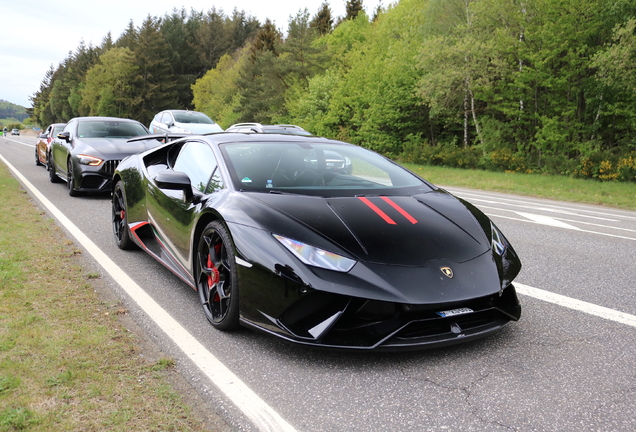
[436, 307, 473, 317]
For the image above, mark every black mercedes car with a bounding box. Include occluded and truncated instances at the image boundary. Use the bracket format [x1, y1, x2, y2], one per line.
[112, 133, 522, 351]
[49, 117, 158, 196]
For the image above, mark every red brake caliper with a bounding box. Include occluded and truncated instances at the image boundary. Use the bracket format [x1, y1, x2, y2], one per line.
[206, 255, 220, 301]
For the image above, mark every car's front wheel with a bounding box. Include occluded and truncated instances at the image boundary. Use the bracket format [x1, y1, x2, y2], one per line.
[67, 160, 79, 196]
[35, 148, 43, 166]
[112, 180, 136, 250]
[196, 221, 240, 330]
[48, 156, 62, 183]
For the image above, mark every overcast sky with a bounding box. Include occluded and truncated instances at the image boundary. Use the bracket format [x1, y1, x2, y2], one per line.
[0, 0, 382, 109]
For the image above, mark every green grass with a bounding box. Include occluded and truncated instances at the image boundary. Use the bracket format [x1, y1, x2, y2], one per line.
[0, 163, 217, 431]
[402, 163, 636, 211]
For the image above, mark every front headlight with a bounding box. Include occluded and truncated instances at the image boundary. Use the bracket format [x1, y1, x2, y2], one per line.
[77, 154, 104, 166]
[273, 234, 356, 272]
[491, 222, 507, 256]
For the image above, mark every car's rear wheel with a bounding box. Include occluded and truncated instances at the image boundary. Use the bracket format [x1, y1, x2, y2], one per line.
[196, 221, 240, 330]
[112, 180, 136, 250]
[48, 156, 62, 183]
[67, 160, 79, 196]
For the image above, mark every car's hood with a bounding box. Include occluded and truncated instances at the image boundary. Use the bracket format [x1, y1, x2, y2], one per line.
[173, 122, 223, 134]
[250, 190, 491, 266]
[79, 138, 162, 159]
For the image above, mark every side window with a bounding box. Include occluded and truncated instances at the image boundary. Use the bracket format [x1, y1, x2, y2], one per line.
[64, 120, 75, 137]
[172, 142, 223, 193]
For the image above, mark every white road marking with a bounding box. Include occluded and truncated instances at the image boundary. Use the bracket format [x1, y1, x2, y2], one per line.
[0, 154, 298, 432]
[2, 137, 34, 148]
[516, 283, 636, 328]
[486, 212, 636, 241]
[514, 212, 581, 230]
[448, 188, 636, 221]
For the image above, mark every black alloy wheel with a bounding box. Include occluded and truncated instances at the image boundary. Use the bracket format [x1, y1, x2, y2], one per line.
[112, 181, 135, 250]
[196, 221, 240, 330]
[67, 160, 79, 196]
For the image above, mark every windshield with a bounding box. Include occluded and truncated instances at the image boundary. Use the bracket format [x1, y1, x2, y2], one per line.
[220, 141, 431, 196]
[77, 121, 148, 138]
[173, 111, 215, 124]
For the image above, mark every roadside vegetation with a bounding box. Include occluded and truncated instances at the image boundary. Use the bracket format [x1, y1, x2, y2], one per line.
[28, 0, 636, 186]
[0, 163, 217, 431]
[406, 164, 636, 210]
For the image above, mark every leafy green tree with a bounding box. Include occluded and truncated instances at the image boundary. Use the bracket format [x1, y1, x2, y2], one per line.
[80, 47, 138, 117]
[192, 49, 250, 127]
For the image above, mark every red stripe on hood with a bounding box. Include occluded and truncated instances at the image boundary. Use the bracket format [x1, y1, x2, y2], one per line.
[381, 197, 418, 224]
[358, 197, 396, 225]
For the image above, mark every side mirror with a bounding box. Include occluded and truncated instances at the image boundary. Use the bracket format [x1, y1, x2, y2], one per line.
[154, 170, 193, 201]
[57, 131, 71, 142]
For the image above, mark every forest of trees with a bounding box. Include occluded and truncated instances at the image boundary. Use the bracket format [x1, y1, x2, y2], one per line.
[29, 0, 636, 182]
[0, 101, 29, 123]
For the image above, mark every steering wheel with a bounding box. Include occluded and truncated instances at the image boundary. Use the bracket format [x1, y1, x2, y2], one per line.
[312, 170, 335, 186]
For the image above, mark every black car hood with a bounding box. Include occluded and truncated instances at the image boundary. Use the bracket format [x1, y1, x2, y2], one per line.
[78, 138, 161, 158]
[250, 190, 490, 266]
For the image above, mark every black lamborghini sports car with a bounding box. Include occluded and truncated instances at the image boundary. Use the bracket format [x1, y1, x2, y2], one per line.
[112, 132, 522, 350]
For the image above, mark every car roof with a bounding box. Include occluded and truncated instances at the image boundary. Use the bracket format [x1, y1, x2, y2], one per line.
[196, 131, 337, 146]
[69, 116, 141, 123]
[162, 109, 203, 114]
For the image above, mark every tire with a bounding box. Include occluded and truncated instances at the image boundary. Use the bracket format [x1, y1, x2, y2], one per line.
[195, 220, 240, 330]
[48, 156, 62, 183]
[67, 160, 79, 196]
[35, 148, 43, 166]
[112, 180, 136, 250]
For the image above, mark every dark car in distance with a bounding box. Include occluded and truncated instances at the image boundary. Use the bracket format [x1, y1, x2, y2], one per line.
[49, 117, 159, 196]
[111, 132, 522, 351]
[36, 123, 66, 167]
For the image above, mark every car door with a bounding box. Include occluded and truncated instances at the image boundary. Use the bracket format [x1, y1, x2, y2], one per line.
[146, 140, 223, 273]
[153, 112, 173, 134]
[51, 120, 75, 176]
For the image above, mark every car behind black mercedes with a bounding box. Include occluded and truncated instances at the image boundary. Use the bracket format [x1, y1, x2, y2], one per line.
[49, 117, 159, 196]
[112, 132, 522, 351]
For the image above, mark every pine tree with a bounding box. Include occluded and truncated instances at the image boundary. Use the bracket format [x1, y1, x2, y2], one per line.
[130, 16, 179, 124]
[345, 0, 364, 20]
[311, 2, 334, 35]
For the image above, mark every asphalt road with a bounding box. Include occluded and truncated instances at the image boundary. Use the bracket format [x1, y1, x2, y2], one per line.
[2, 133, 635, 432]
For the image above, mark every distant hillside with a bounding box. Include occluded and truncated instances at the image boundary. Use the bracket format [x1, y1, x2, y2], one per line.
[0, 100, 29, 122]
